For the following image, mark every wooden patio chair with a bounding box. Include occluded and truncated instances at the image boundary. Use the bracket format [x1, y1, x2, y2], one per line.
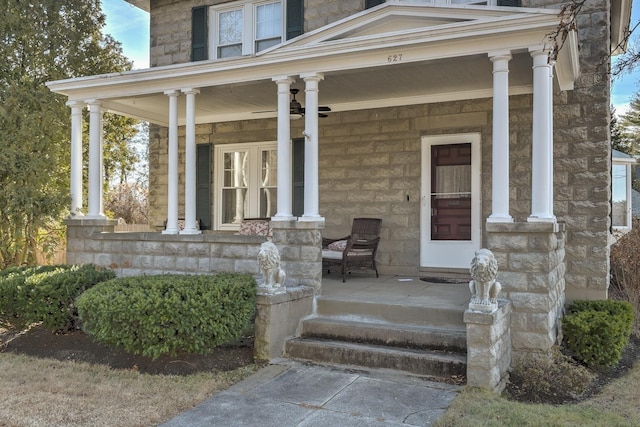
[322, 218, 382, 282]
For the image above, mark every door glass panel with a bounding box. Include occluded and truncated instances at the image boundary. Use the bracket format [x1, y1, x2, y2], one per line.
[222, 151, 248, 223]
[260, 149, 277, 217]
[431, 143, 472, 241]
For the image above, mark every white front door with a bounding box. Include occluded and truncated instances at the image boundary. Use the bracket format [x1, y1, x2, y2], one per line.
[420, 133, 481, 269]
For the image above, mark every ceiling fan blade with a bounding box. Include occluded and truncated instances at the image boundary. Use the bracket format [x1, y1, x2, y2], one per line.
[319, 113, 329, 118]
[318, 106, 331, 112]
[253, 110, 276, 114]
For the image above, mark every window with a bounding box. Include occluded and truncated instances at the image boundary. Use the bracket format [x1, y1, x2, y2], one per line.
[612, 161, 633, 229]
[216, 142, 278, 229]
[365, 0, 520, 7]
[208, 0, 303, 60]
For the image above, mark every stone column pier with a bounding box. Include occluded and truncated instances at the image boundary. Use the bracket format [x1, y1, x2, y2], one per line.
[270, 220, 324, 294]
[486, 222, 566, 361]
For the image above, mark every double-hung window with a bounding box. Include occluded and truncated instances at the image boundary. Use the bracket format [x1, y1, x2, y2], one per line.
[210, 0, 283, 60]
[216, 142, 278, 229]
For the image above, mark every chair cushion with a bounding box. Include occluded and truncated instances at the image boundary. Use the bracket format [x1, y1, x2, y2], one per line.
[322, 250, 343, 260]
[322, 249, 373, 260]
[327, 240, 348, 251]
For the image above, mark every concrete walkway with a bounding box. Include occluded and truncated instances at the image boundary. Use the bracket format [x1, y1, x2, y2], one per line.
[160, 360, 460, 427]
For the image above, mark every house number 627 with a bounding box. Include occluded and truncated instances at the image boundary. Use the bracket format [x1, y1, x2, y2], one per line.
[387, 54, 403, 63]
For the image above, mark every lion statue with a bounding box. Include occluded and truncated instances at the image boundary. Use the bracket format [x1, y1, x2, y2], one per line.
[469, 248, 501, 310]
[257, 241, 286, 292]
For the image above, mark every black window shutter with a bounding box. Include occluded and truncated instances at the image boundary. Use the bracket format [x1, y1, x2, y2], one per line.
[497, 0, 521, 6]
[196, 144, 212, 230]
[365, 0, 385, 9]
[191, 6, 208, 61]
[292, 138, 305, 217]
[286, 0, 304, 40]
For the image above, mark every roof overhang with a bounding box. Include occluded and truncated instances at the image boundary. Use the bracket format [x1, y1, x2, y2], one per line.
[124, 0, 149, 13]
[611, 0, 633, 54]
[50, 4, 580, 126]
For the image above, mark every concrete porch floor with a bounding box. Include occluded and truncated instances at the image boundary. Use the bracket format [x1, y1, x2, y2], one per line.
[320, 273, 471, 311]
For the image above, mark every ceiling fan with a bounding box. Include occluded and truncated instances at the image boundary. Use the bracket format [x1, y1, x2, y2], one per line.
[289, 88, 332, 118]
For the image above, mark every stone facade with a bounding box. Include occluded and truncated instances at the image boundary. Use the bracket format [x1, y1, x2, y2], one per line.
[66, 218, 323, 291]
[146, 0, 613, 300]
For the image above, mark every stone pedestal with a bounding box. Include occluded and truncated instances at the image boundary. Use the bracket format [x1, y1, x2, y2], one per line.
[270, 220, 324, 294]
[464, 300, 512, 393]
[254, 286, 314, 361]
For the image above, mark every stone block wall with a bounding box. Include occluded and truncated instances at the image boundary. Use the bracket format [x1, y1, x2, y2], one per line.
[521, 1, 612, 301]
[65, 218, 323, 291]
[149, 0, 369, 67]
[486, 222, 566, 360]
[149, 102, 493, 276]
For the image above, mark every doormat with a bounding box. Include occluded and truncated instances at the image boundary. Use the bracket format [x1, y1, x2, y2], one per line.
[420, 276, 470, 284]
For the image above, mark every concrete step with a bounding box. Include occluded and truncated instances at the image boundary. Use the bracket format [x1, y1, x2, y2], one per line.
[315, 297, 465, 328]
[285, 338, 466, 379]
[301, 316, 466, 353]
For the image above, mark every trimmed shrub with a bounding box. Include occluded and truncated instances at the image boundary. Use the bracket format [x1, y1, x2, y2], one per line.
[610, 219, 640, 337]
[563, 300, 634, 367]
[76, 273, 257, 360]
[0, 264, 116, 332]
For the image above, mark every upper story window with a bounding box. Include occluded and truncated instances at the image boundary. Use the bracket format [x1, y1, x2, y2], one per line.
[213, 0, 282, 59]
[365, 0, 521, 8]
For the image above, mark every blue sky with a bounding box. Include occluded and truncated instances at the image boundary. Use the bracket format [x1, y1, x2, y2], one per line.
[102, 0, 640, 114]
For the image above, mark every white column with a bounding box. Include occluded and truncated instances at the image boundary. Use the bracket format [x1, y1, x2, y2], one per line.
[181, 88, 201, 234]
[163, 90, 180, 234]
[487, 52, 513, 223]
[272, 76, 295, 221]
[85, 100, 105, 219]
[528, 49, 556, 222]
[548, 60, 556, 216]
[67, 100, 84, 217]
[300, 73, 324, 222]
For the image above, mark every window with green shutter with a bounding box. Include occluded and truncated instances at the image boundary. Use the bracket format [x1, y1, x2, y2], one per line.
[191, 6, 208, 61]
[196, 144, 212, 230]
[292, 138, 305, 217]
[365, 0, 386, 9]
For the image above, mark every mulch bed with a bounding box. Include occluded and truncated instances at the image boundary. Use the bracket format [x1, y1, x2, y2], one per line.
[0, 326, 254, 376]
[506, 337, 640, 405]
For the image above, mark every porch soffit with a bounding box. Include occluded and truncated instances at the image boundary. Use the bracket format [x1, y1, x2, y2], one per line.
[47, 4, 578, 126]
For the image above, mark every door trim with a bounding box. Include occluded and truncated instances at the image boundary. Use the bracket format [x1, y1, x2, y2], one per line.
[420, 133, 481, 269]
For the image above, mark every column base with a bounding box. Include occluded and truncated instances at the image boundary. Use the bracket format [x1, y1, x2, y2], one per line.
[271, 215, 296, 222]
[179, 229, 202, 235]
[486, 215, 513, 224]
[527, 215, 556, 223]
[299, 215, 325, 222]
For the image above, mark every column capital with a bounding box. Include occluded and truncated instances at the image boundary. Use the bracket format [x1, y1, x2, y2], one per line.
[488, 51, 512, 62]
[66, 100, 85, 109]
[272, 76, 296, 85]
[300, 72, 324, 82]
[164, 89, 181, 96]
[181, 88, 200, 95]
[84, 99, 102, 106]
[529, 45, 552, 57]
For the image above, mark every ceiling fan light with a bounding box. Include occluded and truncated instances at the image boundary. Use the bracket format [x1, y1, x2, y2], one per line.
[290, 112, 303, 120]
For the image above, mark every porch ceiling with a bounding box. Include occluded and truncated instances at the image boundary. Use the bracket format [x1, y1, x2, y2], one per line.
[102, 52, 536, 126]
[49, 4, 579, 126]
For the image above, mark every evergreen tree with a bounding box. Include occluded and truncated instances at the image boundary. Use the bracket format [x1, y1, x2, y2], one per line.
[0, 0, 138, 267]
